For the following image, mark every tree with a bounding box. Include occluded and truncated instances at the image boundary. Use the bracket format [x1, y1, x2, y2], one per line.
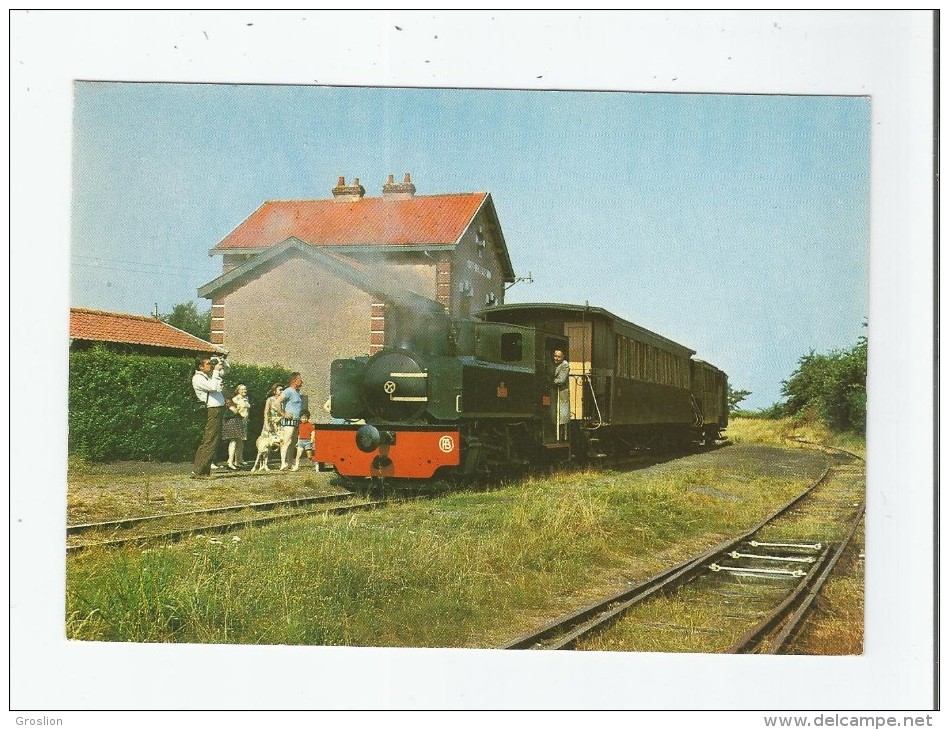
[160, 301, 211, 341]
[780, 331, 867, 434]
[727, 385, 752, 413]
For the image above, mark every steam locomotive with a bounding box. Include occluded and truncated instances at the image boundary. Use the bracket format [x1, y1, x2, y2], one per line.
[313, 302, 728, 481]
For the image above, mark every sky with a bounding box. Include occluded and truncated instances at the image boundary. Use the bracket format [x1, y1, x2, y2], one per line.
[71, 83, 868, 409]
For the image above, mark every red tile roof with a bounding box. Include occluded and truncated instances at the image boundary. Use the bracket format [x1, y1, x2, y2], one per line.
[212, 192, 488, 251]
[70, 308, 223, 354]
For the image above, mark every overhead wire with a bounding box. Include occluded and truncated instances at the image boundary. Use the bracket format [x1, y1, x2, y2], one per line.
[73, 255, 214, 276]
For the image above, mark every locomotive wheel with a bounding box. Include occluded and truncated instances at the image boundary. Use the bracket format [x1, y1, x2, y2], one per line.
[461, 443, 491, 481]
[336, 476, 370, 496]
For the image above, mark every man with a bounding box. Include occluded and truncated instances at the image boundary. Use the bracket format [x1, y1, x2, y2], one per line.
[552, 349, 570, 440]
[278, 371, 304, 470]
[192, 355, 229, 479]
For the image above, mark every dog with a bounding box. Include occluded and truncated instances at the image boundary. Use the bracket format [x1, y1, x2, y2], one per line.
[251, 432, 283, 472]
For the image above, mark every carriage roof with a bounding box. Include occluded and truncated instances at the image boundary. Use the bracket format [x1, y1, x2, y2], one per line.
[482, 303, 696, 357]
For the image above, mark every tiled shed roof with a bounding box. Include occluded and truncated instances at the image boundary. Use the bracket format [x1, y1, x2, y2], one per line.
[212, 192, 489, 251]
[70, 308, 223, 354]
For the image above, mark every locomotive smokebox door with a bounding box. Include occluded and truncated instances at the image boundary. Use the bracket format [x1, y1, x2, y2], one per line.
[363, 349, 428, 421]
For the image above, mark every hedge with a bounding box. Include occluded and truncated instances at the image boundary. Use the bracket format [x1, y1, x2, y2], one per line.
[69, 346, 293, 463]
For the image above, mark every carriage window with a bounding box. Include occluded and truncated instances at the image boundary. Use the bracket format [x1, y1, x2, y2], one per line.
[500, 332, 523, 361]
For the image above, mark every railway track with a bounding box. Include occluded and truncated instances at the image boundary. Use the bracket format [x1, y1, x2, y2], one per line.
[66, 492, 390, 553]
[65, 441, 735, 554]
[67, 491, 358, 536]
[500, 446, 864, 653]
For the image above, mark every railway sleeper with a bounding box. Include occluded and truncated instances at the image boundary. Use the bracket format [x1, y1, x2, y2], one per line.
[748, 540, 823, 551]
[727, 551, 817, 564]
[709, 564, 808, 579]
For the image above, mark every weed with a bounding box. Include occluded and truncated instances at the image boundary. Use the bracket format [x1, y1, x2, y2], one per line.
[729, 416, 865, 460]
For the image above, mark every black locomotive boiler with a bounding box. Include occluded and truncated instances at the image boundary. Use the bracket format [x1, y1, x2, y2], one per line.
[313, 302, 728, 480]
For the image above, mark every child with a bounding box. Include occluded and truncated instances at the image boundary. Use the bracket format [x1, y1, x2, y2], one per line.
[292, 410, 316, 471]
[224, 384, 251, 469]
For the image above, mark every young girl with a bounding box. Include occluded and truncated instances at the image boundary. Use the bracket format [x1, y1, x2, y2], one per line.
[223, 383, 251, 469]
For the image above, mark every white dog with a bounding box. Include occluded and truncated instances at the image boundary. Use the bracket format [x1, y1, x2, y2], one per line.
[251, 432, 283, 472]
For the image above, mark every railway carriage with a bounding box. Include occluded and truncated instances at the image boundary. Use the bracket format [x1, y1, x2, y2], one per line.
[690, 359, 729, 445]
[482, 303, 707, 452]
[314, 301, 728, 481]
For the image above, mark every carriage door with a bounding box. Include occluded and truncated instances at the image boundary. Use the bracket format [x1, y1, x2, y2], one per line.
[543, 336, 569, 444]
[563, 321, 593, 421]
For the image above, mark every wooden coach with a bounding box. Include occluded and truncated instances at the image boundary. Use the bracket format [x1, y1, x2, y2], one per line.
[482, 303, 722, 448]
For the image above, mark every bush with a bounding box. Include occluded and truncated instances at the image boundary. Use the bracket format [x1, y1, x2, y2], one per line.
[780, 334, 867, 434]
[68, 346, 292, 462]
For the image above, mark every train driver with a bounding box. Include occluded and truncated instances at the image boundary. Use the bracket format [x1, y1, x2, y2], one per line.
[552, 349, 570, 440]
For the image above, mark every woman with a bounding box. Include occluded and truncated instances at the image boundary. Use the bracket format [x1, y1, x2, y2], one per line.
[263, 383, 284, 437]
[251, 383, 284, 472]
[223, 383, 251, 469]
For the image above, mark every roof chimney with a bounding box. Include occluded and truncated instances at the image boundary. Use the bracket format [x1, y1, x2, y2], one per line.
[332, 175, 366, 202]
[382, 171, 417, 199]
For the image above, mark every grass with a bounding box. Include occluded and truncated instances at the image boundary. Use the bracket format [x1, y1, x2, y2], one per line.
[66, 460, 812, 647]
[67, 460, 341, 524]
[573, 424, 866, 655]
[577, 588, 756, 654]
[728, 416, 866, 460]
[66, 415, 864, 650]
[787, 515, 865, 655]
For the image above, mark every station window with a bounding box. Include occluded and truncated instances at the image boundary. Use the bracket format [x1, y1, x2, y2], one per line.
[500, 332, 523, 362]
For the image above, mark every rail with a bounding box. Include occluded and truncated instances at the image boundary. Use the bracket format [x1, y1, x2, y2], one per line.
[67, 498, 389, 554]
[500, 445, 863, 651]
[729, 501, 865, 654]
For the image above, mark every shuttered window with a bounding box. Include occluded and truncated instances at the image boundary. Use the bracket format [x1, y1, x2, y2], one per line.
[617, 335, 688, 388]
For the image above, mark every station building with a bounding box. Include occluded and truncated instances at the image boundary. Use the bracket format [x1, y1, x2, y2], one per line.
[197, 174, 516, 414]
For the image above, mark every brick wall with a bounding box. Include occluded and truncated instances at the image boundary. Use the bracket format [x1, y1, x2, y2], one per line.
[369, 296, 385, 355]
[436, 258, 452, 308]
[210, 300, 225, 344]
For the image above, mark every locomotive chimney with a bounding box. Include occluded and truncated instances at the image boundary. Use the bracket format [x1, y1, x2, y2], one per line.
[382, 171, 417, 199]
[332, 175, 366, 202]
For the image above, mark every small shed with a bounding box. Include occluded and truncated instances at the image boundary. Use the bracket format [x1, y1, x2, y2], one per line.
[69, 307, 225, 359]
